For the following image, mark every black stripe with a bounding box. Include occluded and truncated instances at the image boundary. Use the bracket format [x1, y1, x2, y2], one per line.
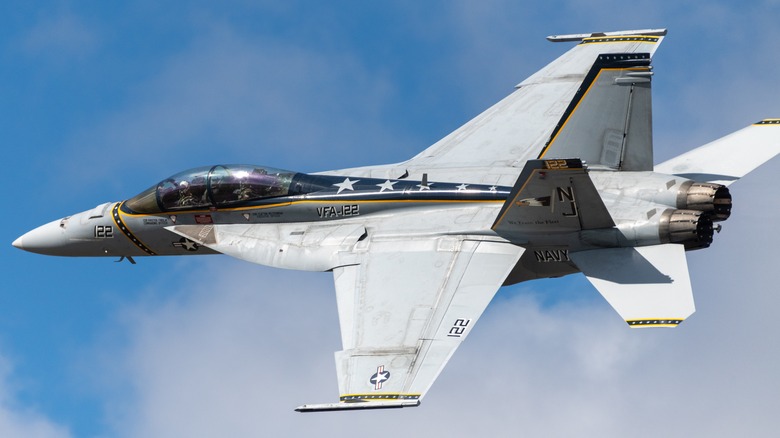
[537, 53, 651, 159]
[113, 203, 156, 255]
[340, 394, 420, 402]
[627, 319, 682, 326]
[580, 36, 659, 45]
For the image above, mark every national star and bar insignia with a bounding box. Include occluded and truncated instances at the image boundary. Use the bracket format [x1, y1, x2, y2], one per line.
[172, 237, 199, 251]
[369, 365, 391, 390]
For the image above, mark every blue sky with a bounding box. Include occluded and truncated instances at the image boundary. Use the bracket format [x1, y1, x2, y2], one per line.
[2, 1, 779, 437]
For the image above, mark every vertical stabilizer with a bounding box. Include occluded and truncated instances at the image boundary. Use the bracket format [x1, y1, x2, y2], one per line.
[492, 159, 614, 241]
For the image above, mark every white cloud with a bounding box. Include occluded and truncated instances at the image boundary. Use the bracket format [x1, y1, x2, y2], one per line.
[0, 355, 71, 438]
[19, 11, 99, 59]
[93, 263, 343, 437]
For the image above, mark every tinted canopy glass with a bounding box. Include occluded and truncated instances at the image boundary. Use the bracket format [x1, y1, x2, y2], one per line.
[125, 165, 296, 213]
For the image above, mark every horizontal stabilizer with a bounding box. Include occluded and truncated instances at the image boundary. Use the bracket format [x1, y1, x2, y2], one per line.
[570, 244, 694, 327]
[655, 120, 780, 186]
[295, 400, 420, 412]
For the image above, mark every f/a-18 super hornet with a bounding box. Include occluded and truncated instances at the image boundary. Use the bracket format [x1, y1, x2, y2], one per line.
[13, 29, 780, 411]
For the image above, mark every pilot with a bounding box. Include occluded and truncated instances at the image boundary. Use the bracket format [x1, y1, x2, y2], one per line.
[234, 179, 257, 201]
[233, 169, 267, 201]
[176, 181, 196, 207]
[252, 168, 275, 197]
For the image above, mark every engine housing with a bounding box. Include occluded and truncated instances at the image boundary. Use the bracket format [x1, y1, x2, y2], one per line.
[659, 209, 714, 250]
[677, 181, 732, 221]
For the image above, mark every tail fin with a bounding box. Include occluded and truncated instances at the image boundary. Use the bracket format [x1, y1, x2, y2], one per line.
[492, 159, 613, 241]
[655, 119, 780, 186]
[537, 53, 655, 171]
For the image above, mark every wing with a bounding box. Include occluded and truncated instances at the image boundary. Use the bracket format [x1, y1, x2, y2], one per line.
[324, 29, 667, 186]
[296, 237, 523, 411]
[655, 119, 780, 186]
[167, 221, 522, 412]
[569, 244, 694, 327]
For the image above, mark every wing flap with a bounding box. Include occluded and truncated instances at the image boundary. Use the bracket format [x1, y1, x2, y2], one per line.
[570, 244, 694, 327]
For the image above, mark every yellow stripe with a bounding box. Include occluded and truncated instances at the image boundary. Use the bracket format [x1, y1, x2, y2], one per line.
[538, 67, 650, 159]
[491, 170, 539, 228]
[120, 198, 504, 218]
[626, 318, 683, 328]
[112, 202, 157, 255]
[538, 69, 604, 158]
[491, 167, 581, 229]
[340, 393, 420, 399]
[581, 35, 660, 44]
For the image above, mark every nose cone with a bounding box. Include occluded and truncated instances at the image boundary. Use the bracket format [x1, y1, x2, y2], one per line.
[13, 219, 70, 255]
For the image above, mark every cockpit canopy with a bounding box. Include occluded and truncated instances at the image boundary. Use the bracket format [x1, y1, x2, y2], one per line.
[125, 165, 297, 214]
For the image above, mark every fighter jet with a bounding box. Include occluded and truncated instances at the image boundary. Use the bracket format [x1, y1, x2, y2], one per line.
[13, 29, 780, 412]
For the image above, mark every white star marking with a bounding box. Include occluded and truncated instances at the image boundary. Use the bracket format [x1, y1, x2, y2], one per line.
[376, 180, 397, 192]
[181, 240, 197, 251]
[416, 182, 433, 191]
[456, 183, 469, 191]
[333, 178, 360, 194]
[488, 186, 497, 192]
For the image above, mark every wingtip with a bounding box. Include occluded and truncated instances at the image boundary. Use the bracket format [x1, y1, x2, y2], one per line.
[627, 319, 685, 328]
[295, 400, 420, 412]
[547, 28, 668, 42]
